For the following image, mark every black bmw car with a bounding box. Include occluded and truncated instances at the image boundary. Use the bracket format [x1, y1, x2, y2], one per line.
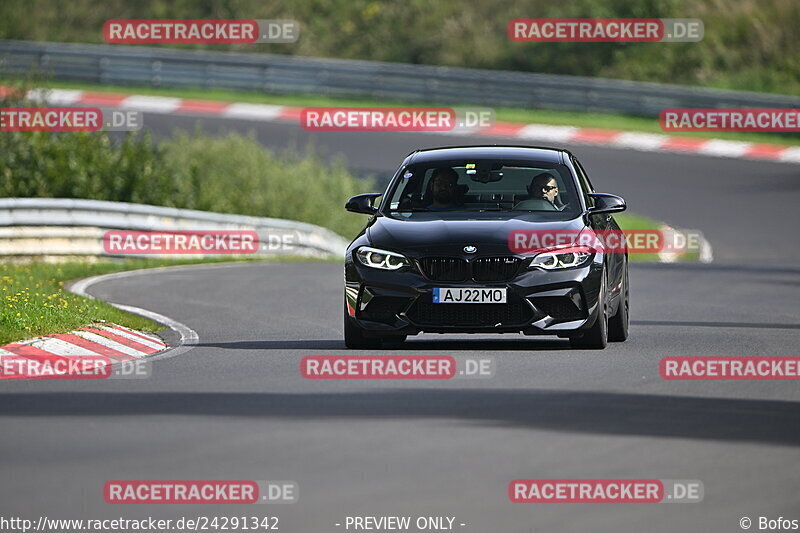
[343, 145, 629, 349]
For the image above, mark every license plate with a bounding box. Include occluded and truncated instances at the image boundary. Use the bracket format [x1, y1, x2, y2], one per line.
[432, 288, 507, 304]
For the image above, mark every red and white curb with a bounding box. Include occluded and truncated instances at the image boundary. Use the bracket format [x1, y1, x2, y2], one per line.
[7, 87, 800, 165]
[0, 265, 205, 380]
[0, 323, 167, 370]
[67, 267, 200, 360]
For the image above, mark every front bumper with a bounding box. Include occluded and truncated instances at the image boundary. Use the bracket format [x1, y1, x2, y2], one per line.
[345, 255, 604, 337]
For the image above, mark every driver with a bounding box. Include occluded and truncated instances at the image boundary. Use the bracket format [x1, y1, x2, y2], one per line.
[425, 167, 460, 210]
[514, 173, 561, 211]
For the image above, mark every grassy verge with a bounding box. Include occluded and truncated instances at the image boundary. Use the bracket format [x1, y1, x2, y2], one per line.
[615, 213, 660, 231]
[31, 80, 800, 147]
[0, 256, 329, 346]
[615, 212, 677, 263]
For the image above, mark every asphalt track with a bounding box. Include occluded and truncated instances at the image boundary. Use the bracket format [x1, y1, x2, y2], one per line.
[2, 114, 800, 533]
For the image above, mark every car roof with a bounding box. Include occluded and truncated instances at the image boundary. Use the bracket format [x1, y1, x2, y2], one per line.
[406, 145, 570, 165]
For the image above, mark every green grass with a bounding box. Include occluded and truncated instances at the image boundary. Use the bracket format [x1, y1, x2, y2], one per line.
[614, 212, 660, 231]
[30, 80, 800, 147]
[614, 212, 682, 263]
[0, 256, 332, 345]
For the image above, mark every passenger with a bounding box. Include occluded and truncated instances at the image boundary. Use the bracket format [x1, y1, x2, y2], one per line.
[425, 167, 460, 210]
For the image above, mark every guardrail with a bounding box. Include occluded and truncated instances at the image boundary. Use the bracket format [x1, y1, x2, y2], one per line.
[0, 198, 349, 259]
[2, 40, 800, 117]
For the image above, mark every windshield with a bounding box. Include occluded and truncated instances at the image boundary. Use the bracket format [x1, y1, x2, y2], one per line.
[385, 159, 580, 215]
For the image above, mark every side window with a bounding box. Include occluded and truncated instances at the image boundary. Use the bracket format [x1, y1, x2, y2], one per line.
[572, 157, 594, 207]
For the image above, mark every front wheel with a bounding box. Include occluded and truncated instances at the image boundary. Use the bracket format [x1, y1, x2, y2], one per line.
[608, 262, 629, 342]
[570, 273, 608, 349]
[381, 335, 407, 347]
[344, 302, 406, 349]
[344, 302, 381, 349]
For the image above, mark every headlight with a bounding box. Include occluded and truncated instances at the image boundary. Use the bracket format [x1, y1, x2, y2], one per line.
[355, 246, 411, 270]
[529, 246, 594, 270]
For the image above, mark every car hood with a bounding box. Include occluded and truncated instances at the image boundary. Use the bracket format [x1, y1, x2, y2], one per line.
[367, 212, 588, 255]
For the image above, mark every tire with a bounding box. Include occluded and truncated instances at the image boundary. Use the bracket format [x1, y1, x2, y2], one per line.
[343, 301, 406, 349]
[608, 262, 629, 342]
[344, 302, 382, 349]
[381, 335, 407, 346]
[570, 273, 608, 349]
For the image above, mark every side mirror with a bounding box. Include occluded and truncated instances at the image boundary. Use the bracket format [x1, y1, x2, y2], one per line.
[588, 193, 626, 215]
[345, 193, 381, 215]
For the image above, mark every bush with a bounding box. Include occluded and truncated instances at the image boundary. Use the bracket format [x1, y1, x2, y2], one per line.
[0, 90, 374, 238]
[161, 132, 374, 237]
